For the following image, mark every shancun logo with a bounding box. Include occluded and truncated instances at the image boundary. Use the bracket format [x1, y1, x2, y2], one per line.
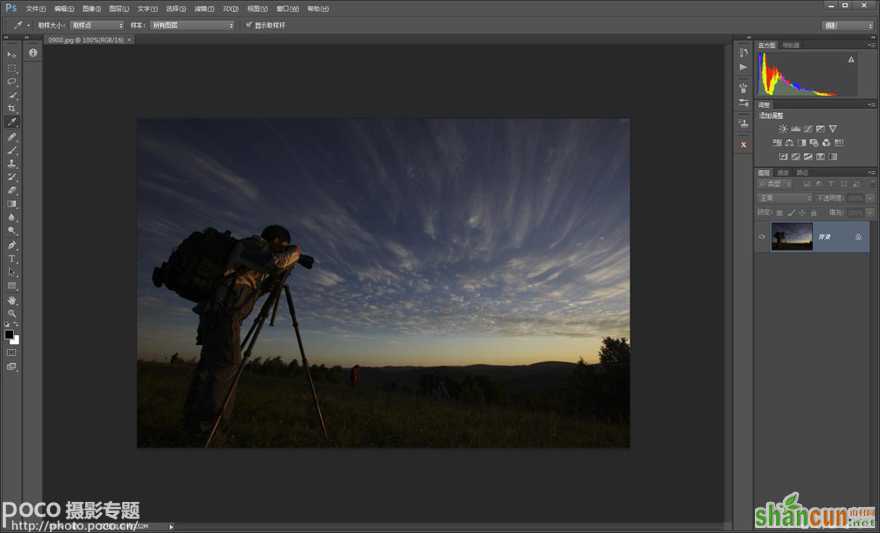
[755, 491, 876, 529]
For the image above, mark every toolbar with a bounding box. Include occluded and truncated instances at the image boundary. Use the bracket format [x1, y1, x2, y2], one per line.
[1, 41, 26, 376]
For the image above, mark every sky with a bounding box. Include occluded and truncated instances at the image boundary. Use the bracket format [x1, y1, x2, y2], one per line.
[137, 118, 630, 367]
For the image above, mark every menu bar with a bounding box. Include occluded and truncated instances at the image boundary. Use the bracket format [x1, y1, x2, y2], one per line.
[0, 1, 874, 36]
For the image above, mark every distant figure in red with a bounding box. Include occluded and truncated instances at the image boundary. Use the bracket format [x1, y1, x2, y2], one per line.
[350, 364, 361, 387]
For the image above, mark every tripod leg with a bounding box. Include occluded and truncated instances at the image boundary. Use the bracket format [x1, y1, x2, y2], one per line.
[240, 312, 260, 349]
[269, 285, 282, 327]
[204, 287, 280, 448]
[284, 284, 329, 441]
[240, 282, 280, 349]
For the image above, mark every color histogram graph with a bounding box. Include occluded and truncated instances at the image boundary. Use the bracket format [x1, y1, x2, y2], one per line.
[757, 51, 857, 97]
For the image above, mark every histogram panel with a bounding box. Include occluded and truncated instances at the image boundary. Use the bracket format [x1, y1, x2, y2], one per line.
[757, 51, 858, 97]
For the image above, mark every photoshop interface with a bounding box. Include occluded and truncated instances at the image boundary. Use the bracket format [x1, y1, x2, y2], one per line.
[0, 1, 878, 531]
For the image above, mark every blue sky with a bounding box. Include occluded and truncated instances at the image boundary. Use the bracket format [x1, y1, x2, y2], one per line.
[137, 118, 630, 366]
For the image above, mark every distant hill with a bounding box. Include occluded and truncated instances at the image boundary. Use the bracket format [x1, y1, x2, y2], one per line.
[357, 361, 580, 393]
[138, 357, 587, 394]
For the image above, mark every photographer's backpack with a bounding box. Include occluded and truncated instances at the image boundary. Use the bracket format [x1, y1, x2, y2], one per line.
[152, 228, 239, 303]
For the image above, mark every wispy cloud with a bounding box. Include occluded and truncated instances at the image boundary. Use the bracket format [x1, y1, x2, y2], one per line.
[312, 269, 344, 288]
[139, 135, 261, 202]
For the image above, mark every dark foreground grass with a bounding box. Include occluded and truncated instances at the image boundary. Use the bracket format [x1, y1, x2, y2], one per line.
[137, 361, 629, 448]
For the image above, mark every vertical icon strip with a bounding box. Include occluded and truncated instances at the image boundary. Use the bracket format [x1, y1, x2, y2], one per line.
[2, 41, 21, 374]
[734, 41, 755, 156]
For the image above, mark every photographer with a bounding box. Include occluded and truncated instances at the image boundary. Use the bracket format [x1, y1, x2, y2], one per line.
[183, 224, 307, 441]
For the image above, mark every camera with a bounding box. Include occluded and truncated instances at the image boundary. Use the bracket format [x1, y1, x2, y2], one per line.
[298, 254, 315, 270]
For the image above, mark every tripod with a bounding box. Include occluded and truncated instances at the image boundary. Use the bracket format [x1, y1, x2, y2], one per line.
[204, 272, 329, 447]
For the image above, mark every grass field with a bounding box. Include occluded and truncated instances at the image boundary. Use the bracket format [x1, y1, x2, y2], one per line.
[137, 361, 629, 448]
